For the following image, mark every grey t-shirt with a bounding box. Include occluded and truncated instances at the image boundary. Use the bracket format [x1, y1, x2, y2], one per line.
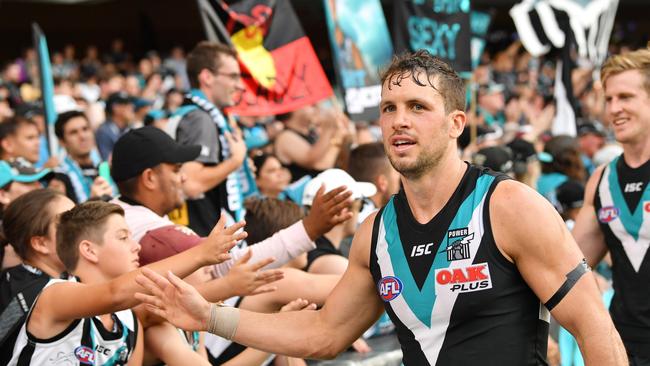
[176, 109, 221, 164]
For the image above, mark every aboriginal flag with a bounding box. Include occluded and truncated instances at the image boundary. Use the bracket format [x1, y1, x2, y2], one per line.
[199, 0, 333, 116]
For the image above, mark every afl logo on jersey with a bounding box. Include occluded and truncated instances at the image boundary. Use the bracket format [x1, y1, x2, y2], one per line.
[74, 346, 95, 365]
[598, 206, 620, 223]
[378, 276, 403, 302]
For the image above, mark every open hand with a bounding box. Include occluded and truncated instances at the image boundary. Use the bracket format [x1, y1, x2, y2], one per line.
[135, 268, 210, 332]
[200, 214, 248, 266]
[225, 250, 284, 297]
[302, 185, 353, 240]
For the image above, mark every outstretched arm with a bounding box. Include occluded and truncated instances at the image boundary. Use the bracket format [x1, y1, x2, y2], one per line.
[29, 215, 247, 338]
[136, 214, 385, 359]
[491, 180, 626, 366]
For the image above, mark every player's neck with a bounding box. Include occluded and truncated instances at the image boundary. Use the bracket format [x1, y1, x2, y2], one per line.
[622, 137, 650, 168]
[402, 155, 466, 224]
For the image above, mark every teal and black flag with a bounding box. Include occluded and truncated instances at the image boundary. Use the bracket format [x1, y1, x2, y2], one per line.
[32, 23, 58, 157]
[392, 0, 472, 73]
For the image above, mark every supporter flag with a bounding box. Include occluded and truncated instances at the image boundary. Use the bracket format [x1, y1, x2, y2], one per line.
[392, 0, 472, 73]
[510, 0, 619, 136]
[197, 0, 333, 116]
[323, 0, 393, 121]
[470, 11, 492, 70]
[32, 23, 59, 157]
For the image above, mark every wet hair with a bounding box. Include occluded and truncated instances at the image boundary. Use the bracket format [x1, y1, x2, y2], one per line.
[186, 41, 237, 88]
[380, 49, 465, 114]
[244, 197, 303, 245]
[56, 201, 124, 272]
[601, 46, 650, 94]
[2, 189, 66, 260]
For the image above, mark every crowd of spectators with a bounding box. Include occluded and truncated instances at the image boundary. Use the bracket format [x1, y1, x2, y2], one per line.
[0, 29, 639, 365]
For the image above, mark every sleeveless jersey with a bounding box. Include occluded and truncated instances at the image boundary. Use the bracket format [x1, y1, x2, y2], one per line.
[370, 165, 549, 365]
[8, 279, 138, 366]
[594, 155, 650, 357]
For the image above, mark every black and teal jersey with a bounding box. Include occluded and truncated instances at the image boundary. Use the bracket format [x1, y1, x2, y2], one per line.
[370, 164, 549, 365]
[594, 155, 650, 357]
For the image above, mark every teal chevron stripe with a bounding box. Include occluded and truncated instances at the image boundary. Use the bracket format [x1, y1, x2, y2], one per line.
[607, 158, 648, 241]
[383, 174, 495, 327]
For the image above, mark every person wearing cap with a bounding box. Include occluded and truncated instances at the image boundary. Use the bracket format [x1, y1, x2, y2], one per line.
[477, 81, 506, 127]
[54, 110, 115, 203]
[577, 122, 606, 175]
[0, 159, 53, 210]
[301, 168, 376, 275]
[538, 135, 586, 205]
[573, 47, 650, 364]
[110, 126, 353, 280]
[471, 145, 515, 174]
[166, 41, 249, 237]
[95, 91, 135, 160]
[134, 50, 625, 365]
[507, 138, 545, 188]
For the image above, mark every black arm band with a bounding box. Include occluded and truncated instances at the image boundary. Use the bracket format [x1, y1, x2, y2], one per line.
[544, 258, 591, 311]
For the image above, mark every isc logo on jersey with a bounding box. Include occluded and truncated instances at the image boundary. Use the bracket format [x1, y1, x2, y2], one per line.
[598, 206, 620, 223]
[435, 263, 492, 294]
[75, 346, 95, 365]
[378, 276, 403, 302]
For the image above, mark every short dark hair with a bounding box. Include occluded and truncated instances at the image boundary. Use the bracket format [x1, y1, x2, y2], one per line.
[186, 41, 237, 89]
[348, 142, 390, 184]
[3, 189, 66, 260]
[244, 197, 303, 245]
[56, 201, 124, 272]
[55, 110, 88, 140]
[0, 117, 38, 156]
[380, 50, 465, 114]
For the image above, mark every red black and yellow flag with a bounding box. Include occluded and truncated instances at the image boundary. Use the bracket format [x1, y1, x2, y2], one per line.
[201, 0, 333, 116]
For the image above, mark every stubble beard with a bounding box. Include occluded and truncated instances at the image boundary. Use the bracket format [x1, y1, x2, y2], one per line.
[387, 145, 445, 181]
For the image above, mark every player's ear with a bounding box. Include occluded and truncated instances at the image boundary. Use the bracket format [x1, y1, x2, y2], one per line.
[79, 239, 100, 265]
[448, 110, 466, 139]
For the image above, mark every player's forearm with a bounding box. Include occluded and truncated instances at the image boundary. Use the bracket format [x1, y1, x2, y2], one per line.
[232, 309, 344, 359]
[576, 322, 628, 365]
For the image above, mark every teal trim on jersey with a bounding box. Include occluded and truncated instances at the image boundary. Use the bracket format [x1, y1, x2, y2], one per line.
[607, 157, 650, 241]
[382, 174, 495, 327]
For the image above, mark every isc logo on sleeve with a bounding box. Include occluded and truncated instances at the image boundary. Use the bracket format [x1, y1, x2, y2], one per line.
[435, 263, 492, 294]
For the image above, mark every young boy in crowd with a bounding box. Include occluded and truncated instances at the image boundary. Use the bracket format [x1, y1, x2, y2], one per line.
[8, 200, 245, 365]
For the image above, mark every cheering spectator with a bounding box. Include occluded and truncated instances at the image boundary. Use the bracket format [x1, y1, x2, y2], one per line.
[274, 106, 346, 182]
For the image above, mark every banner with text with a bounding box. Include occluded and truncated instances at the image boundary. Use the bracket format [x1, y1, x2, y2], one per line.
[323, 0, 393, 121]
[393, 0, 472, 73]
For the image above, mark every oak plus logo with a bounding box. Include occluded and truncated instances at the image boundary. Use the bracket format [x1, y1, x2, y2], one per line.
[435, 263, 492, 294]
